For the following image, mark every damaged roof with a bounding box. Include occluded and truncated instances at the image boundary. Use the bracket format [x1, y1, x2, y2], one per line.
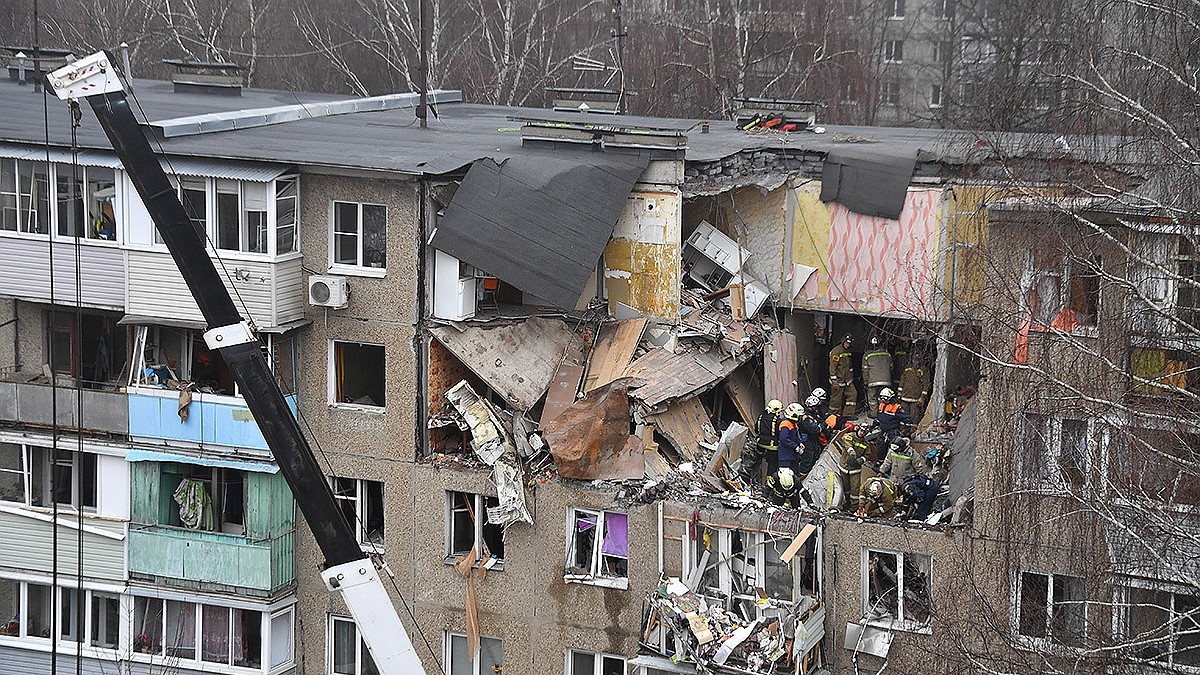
[0, 76, 1123, 178]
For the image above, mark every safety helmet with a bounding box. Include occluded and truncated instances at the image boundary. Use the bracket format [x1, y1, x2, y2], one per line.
[785, 403, 804, 420]
[866, 479, 884, 499]
[843, 334, 854, 345]
[870, 336, 881, 347]
[767, 399, 784, 413]
[804, 395, 821, 409]
[811, 387, 828, 401]
[778, 468, 795, 490]
[880, 387, 896, 401]
[925, 447, 941, 461]
[843, 421, 856, 432]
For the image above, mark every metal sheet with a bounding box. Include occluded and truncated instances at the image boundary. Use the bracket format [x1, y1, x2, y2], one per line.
[650, 397, 716, 461]
[584, 318, 647, 392]
[125, 448, 279, 473]
[432, 150, 649, 310]
[543, 380, 642, 480]
[541, 363, 585, 427]
[430, 318, 578, 410]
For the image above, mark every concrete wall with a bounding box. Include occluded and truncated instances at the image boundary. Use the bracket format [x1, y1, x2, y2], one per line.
[291, 170, 424, 675]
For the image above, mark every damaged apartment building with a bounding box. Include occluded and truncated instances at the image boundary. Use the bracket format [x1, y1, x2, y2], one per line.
[0, 50, 1191, 675]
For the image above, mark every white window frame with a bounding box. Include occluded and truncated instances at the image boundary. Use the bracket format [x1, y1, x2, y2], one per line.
[445, 491, 504, 567]
[861, 548, 933, 633]
[0, 442, 97, 512]
[1014, 570, 1088, 650]
[0, 158, 49, 235]
[162, 174, 299, 259]
[328, 200, 388, 277]
[887, 0, 904, 19]
[330, 476, 385, 552]
[930, 84, 943, 108]
[327, 339, 387, 411]
[936, 0, 953, 20]
[52, 163, 119, 243]
[444, 631, 502, 675]
[0, 578, 128, 653]
[1116, 582, 1200, 672]
[884, 40, 904, 63]
[1014, 413, 1105, 495]
[128, 593, 290, 673]
[565, 508, 629, 590]
[681, 526, 799, 610]
[566, 648, 628, 675]
[1022, 250, 1102, 335]
[327, 615, 376, 675]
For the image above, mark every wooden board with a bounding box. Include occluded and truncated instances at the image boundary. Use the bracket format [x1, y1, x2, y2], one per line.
[584, 318, 648, 392]
[780, 523, 817, 563]
[650, 396, 716, 461]
[723, 364, 764, 430]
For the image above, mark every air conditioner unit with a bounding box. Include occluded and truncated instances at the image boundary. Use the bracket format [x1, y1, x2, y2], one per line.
[308, 275, 349, 309]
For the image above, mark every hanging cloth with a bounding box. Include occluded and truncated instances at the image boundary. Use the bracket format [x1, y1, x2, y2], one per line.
[173, 478, 214, 530]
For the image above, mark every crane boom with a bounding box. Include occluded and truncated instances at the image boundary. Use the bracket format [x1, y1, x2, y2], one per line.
[48, 51, 426, 675]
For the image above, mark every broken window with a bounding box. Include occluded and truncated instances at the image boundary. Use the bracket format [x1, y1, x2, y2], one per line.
[863, 549, 932, 630]
[45, 309, 127, 384]
[332, 476, 385, 550]
[331, 341, 386, 408]
[684, 527, 800, 609]
[446, 632, 502, 675]
[1176, 234, 1200, 328]
[332, 201, 387, 269]
[1018, 572, 1086, 646]
[1121, 586, 1200, 668]
[568, 649, 626, 675]
[330, 615, 378, 675]
[1058, 419, 1089, 489]
[1016, 414, 1097, 493]
[566, 509, 628, 587]
[446, 491, 504, 563]
[1026, 250, 1100, 331]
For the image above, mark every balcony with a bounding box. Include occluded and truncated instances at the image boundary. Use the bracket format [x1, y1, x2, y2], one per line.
[0, 507, 126, 581]
[0, 373, 128, 435]
[127, 386, 297, 450]
[128, 462, 295, 594]
[128, 526, 293, 594]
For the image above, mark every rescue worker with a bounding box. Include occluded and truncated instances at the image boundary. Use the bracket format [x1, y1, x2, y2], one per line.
[878, 437, 919, 484]
[797, 395, 829, 477]
[899, 473, 940, 520]
[875, 387, 914, 452]
[923, 446, 947, 483]
[857, 476, 897, 518]
[766, 468, 802, 508]
[863, 336, 893, 418]
[898, 356, 931, 424]
[830, 421, 873, 510]
[828, 334, 857, 417]
[743, 399, 783, 484]
[893, 340, 911, 377]
[777, 403, 806, 473]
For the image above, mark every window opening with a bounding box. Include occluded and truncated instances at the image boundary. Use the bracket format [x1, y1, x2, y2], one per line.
[332, 341, 386, 407]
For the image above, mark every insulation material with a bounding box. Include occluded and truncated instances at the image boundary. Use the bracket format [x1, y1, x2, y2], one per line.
[584, 318, 648, 393]
[487, 454, 533, 526]
[605, 189, 682, 319]
[763, 330, 798, 406]
[790, 183, 834, 302]
[650, 397, 718, 461]
[795, 188, 942, 316]
[543, 381, 643, 480]
[445, 380, 512, 465]
[430, 318, 577, 410]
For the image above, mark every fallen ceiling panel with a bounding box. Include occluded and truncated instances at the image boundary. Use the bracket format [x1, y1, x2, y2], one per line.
[650, 396, 717, 461]
[431, 149, 649, 310]
[625, 347, 735, 408]
[430, 318, 578, 410]
[543, 380, 643, 480]
[584, 318, 648, 393]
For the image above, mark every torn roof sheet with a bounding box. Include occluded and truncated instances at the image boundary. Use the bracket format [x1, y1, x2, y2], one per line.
[431, 148, 650, 310]
[430, 318, 578, 410]
[947, 397, 978, 502]
[820, 146, 917, 219]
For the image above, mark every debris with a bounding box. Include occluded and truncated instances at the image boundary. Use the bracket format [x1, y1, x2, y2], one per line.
[488, 452, 533, 526]
[584, 318, 648, 392]
[650, 397, 717, 462]
[445, 380, 511, 465]
[543, 380, 643, 480]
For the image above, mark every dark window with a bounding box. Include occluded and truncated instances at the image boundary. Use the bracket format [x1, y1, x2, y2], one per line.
[333, 341, 386, 407]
